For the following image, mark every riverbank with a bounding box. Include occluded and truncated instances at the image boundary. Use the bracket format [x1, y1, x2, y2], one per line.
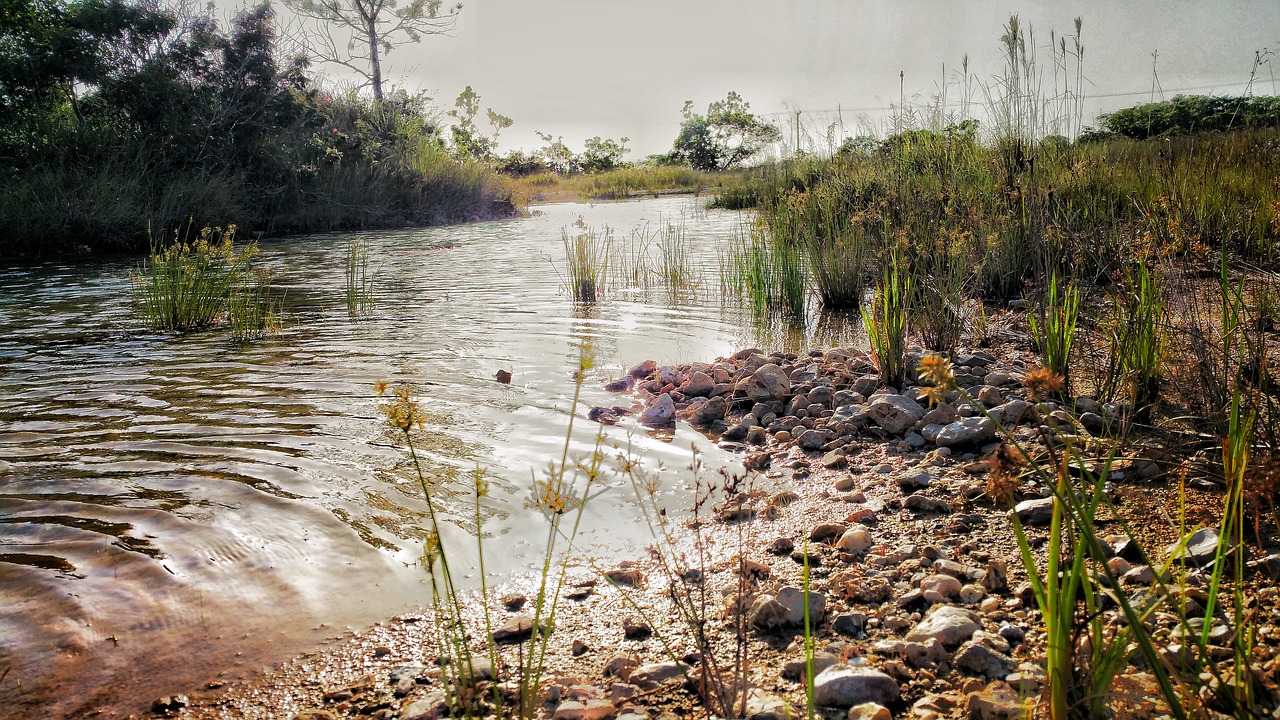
[164, 322, 1280, 720]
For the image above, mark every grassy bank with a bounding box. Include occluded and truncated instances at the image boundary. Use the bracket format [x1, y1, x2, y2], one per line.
[0, 5, 515, 260]
[509, 165, 749, 204]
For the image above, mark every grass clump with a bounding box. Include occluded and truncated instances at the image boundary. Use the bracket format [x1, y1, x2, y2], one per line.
[862, 252, 911, 387]
[132, 224, 278, 336]
[345, 238, 375, 319]
[560, 219, 616, 303]
[1027, 273, 1080, 392]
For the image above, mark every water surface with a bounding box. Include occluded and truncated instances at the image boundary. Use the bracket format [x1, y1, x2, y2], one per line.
[0, 197, 861, 718]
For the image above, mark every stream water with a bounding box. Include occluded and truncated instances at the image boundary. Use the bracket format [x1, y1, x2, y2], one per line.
[0, 197, 861, 719]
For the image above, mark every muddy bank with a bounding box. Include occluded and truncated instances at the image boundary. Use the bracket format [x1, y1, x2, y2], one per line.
[166, 341, 1280, 720]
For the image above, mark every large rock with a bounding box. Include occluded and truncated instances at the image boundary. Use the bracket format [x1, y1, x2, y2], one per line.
[955, 639, 1017, 678]
[1169, 528, 1225, 566]
[812, 665, 900, 709]
[867, 394, 926, 434]
[690, 396, 727, 425]
[776, 586, 826, 626]
[747, 364, 792, 401]
[492, 615, 538, 643]
[683, 371, 715, 397]
[934, 417, 997, 448]
[553, 700, 617, 720]
[401, 692, 448, 720]
[905, 605, 979, 647]
[629, 661, 686, 689]
[836, 525, 874, 553]
[638, 393, 676, 427]
[1014, 497, 1054, 526]
[796, 428, 834, 450]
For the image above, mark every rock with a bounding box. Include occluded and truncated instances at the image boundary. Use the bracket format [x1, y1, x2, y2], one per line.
[935, 417, 997, 448]
[604, 375, 635, 392]
[1169, 528, 1224, 566]
[748, 595, 789, 631]
[604, 568, 644, 587]
[844, 575, 892, 604]
[964, 681, 1026, 720]
[782, 652, 839, 681]
[722, 423, 749, 442]
[401, 692, 448, 720]
[748, 364, 792, 401]
[921, 403, 959, 425]
[847, 703, 891, 720]
[152, 695, 189, 714]
[903, 494, 950, 514]
[896, 471, 933, 491]
[776, 586, 826, 625]
[769, 537, 795, 555]
[602, 654, 639, 679]
[554, 700, 618, 720]
[836, 525, 874, 553]
[500, 593, 527, 611]
[493, 615, 538, 643]
[810, 522, 848, 543]
[683, 371, 715, 397]
[638, 394, 676, 427]
[867, 394, 926, 434]
[629, 359, 657, 378]
[495, 369, 513, 384]
[1079, 411, 1106, 435]
[906, 605, 979, 647]
[822, 451, 848, 468]
[833, 612, 867, 636]
[796, 428, 835, 450]
[744, 690, 794, 720]
[629, 661, 686, 689]
[296, 711, 340, 720]
[998, 625, 1024, 645]
[622, 617, 651, 640]
[572, 639, 590, 656]
[690, 395, 727, 425]
[919, 574, 962, 600]
[811, 665, 900, 709]
[1014, 497, 1054, 526]
[955, 640, 1017, 678]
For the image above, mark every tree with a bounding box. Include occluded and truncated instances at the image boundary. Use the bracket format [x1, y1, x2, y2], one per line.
[669, 91, 780, 171]
[286, 0, 461, 102]
[578, 135, 629, 173]
[448, 85, 511, 161]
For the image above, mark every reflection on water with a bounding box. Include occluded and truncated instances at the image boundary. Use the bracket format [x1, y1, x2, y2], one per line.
[0, 196, 862, 719]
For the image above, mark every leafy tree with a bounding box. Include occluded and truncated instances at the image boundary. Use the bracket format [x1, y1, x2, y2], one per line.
[669, 91, 780, 171]
[447, 85, 510, 161]
[286, 0, 461, 102]
[578, 135, 629, 173]
[535, 131, 577, 174]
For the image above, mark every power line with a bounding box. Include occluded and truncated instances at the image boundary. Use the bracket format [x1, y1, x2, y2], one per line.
[757, 80, 1262, 119]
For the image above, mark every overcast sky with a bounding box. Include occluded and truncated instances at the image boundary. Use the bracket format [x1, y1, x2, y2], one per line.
[282, 0, 1280, 158]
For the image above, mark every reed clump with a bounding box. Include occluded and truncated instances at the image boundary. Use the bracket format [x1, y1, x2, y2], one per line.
[561, 219, 615, 303]
[132, 224, 279, 336]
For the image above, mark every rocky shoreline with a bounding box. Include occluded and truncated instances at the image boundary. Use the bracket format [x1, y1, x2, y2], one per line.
[167, 343, 1280, 720]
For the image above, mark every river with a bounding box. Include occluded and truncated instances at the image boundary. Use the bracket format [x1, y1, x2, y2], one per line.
[0, 196, 860, 718]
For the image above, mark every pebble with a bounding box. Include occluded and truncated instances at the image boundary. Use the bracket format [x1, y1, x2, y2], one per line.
[836, 525, 874, 553]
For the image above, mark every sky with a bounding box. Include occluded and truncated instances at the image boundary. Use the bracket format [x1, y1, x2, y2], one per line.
[277, 0, 1280, 158]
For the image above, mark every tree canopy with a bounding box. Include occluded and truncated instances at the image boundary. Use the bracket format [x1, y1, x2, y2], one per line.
[669, 91, 780, 171]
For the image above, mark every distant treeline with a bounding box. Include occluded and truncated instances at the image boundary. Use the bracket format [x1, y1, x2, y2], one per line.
[0, 1, 513, 258]
[1097, 95, 1280, 139]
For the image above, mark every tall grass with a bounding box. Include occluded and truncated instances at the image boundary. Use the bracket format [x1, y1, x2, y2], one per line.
[1027, 273, 1080, 391]
[376, 347, 602, 718]
[560, 220, 615, 303]
[345, 238, 375, 318]
[132, 224, 257, 331]
[862, 252, 911, 387]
